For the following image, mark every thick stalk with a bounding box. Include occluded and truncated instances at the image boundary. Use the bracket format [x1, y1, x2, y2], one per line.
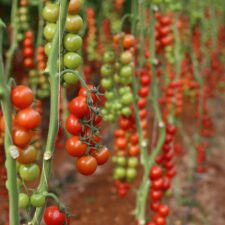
[31, 1, 69, 224]
[5, 0, 19, 79]
[0, 21, 19, 225]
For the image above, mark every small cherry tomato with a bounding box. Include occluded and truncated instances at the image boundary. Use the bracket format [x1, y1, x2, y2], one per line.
[66, 136, 87, 157]
[76, 155, 97, 176]
[91, 147, 110, 165]
[12, 127, 32, 148]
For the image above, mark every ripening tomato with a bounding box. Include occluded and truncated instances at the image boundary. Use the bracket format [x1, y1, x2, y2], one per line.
[69, 96, 90, 118]
[123, 34, 135, 49]
[68, 0, 83, 14]
[76, 155, 97, 175]
[66, 114, 82, 135]
[66, 136, 87, 157]
[0, 116, 5, 132]
[16, 108, 41, 129]
[17, 146, 38, 164]
[128, 145, 140, 156]
[44, 206, 70, 225]
[116, 137, 127, 149]
[91, 147, 110, 165]
[12, 127, 32, 147]
[65, 15, 83, 33]
[11, 85, 34, 109]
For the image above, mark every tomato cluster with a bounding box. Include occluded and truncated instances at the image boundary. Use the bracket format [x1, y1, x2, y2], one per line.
[23, 31, 35, 69]
[65, 85, 110, 175]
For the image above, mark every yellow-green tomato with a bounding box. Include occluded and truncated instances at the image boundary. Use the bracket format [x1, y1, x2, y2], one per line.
[42, 3, 59, 23]
[65, 15, 83, 33]
[19, 193, 29, 209]
[19, 163, 40, 181]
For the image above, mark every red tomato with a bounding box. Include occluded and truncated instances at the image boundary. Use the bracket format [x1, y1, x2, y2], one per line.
[69, 96, 90, 118]
[158, 204, 170, 217]
[11, 85, 34, 109]
[76, 155, 97, 175]
[153, 215, 166, 225]
[150, 190, 163, 201]
[12, 127, 32, 147]
[91, 147, 110, 165]
[78, 85, 98, 104]
[66, 136, 87, 157]
[66, 114, 82, 135]
[149, 166, 163, 180]
[151, 178, 163, 190]
[123, 34, 135, 48]
[116, 137, 127, 149]
[16, 108, 41, 129]
[44, 206, 70, 225]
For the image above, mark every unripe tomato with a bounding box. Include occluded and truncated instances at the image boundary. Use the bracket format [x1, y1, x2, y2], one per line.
[64, 52, 82, 69]
[149, 166, 163, 180]
[11, 85, 33, 109]
[17, 146, 38, 164]
[30, 193, 46, 207]
[65, 15, 83, 33]
[42, 3, 59, 23]
[19, 163, 40, 181]
[63, 34, 82, 52]
[19, 193, 29, 209]
[43, 23, 56, 41]
[76, 155, 97, 176]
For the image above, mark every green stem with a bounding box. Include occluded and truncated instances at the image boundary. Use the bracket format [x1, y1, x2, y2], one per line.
[5, 0, 19, 79]
[31, 1, 69, 224]
[36, 0, 44, 52]
[0, 21, 19, 225]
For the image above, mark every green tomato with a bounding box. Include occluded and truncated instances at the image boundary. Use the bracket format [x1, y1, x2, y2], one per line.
[43, 23, 56, 41]
[103, 51, 115, 64]
[121, 93, 133, 105]
[65, 15, 83, 33]
[30, 193, 46, 208]
[44, 42, 52, 56]
[101, 64, 114, 77]
[19, 163, 40, 181]
[19, 14, 28, 23]
[117, 156, 126, 166]
[105, 91, 115, 100]
[126, 167, 137, 182]
[128, 157, 138, 168]
[113, 74, 120, 83]
[112, 156, 118, 164]
[19, 7, 28, 15]
[120, 65, 133, 78]
[114, 167, 126, 180]
[121, 107, 131, 116]
[63, 34, 82, 52]
[120, 51, 133, 64]
[19, 193, 29, 209]
[42, 3, 59, 23]
[64, 52, 82, 69]
[63, 71, 78, 85]
[101, 78, 113, 89]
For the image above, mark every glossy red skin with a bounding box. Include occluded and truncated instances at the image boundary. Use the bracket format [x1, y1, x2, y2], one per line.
[116, 137, 127, 149]
[76, 155, 97, 175]
[149, 166, 163, 180]
[12, 127, 32, 147]
[44, 206, 69, 225]
[69, 96, 90, 119]
[153, 215, 166, 225]
[66, 114, 82, 135]
[158, 204, 170, 217]
[91, 147, 110, 165]
[78, 85, 98, 104]
[66, 136, 87, 157]
[16, 108, 41, 129]
[11, 85, 34, 109]
[151, 178, 163, 190]
[150, 190, 163, 201]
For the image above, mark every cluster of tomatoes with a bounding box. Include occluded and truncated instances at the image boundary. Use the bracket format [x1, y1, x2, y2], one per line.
[101, 33, 136, 122]
[65, 85, 110, 175]
[23, 31, 35, 69]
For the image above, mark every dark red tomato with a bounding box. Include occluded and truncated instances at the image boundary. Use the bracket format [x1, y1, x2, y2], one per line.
[166, 168, 176, 178]
[138, 87, 149, 98]
[150, 190, 163, 201]
[146, 222, 156, 225]
[44, 206, 70, 225]
[119, 117, 131, 131]
[153, 215, 166, 225]
[69, 96, 90, 118]
[149, 166, 163, 180]
[130, 134, 139, 145]
[140, 75, 151, 86]
[114, 129, 125, 138]
[11, 85, 34, 109]
[166, 124, 177, 135]
[162, 177, 171, 190]
[150, 201, 160, 212]
[158, 204, 170, 217]
[13, 127, 32, 147]
[66, 136, 87, 157]
[138, 98, 147, 109]
[66, 114, 82, 135]
[91, 147, 110, 165]
[151, 178, 163, 190]
[16, 108, 41, 129]
[78, 85, 98, 104]
[76, 155, 97, 175]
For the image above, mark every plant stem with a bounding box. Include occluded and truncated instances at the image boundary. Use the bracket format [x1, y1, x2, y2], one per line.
[31, 1, 69, 224]
[5, 0, 19, 79]
[0, 21, 19, 225]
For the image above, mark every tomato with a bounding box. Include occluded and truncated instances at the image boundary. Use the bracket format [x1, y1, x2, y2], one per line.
[69, 96, 89, 118]
[91, 147, 110, 165]
[65, 114, 82, 135]
[116, 156, 126, 166]
[63, 72, 78, 85]
[43, 23, 56, 41]
[30, 193, 46, 207]
[65, 15, 83, 33]
[16, 108, 41, 129]
[127, 157, 138, 168]
[44, 42, 52, 56]
[66, 136, 87, 157]
[19, 163, 40, 181]
[150, 190, 163, 201]
[76, 155, 97, 176]
[64, 52, 82, 69]
[101, 78, 113, 89]
[103, 51, 115, 64]
[123, 34, 135, 48]
[114, 167, 126, 179]
[158, 204, 170, 217]
[120, 65, 133, 78]
[19, 193, 29, 209]
[44, 206, 70, 225]
[128, 145, 140, 156]
[78, 85, 98, 104]
[116, 137, 127, 149]
[130, 134, 139, 145]
[150, 201, 160, 212]
[17, 146, 38, 164]
[68, 0, 82, 14]
[101, 64, 114, 77]
[12, 127, 32, 147]
[151, 178, 163, 190]
[11, 85, 33, 109]
[63, 33, 82, 52]
[146, 222, 156, 225]
[42, 3, 59, 23]
[149, 166, 163, 180]
[0, 116, 4, 132]
[120, 51, 133, 64]
[126, 167, 137, 181]
[153, 215, 166, 225]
